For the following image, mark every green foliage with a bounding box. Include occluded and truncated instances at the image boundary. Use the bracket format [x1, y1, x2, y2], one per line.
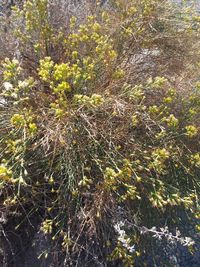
[0, 0, 200, 266]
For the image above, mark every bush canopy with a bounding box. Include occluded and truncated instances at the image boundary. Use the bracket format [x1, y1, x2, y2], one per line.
[0, 0, 200, 266]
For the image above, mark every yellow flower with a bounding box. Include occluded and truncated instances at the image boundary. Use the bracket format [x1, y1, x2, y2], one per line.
[191, 153, 200, 167]
[185, 125, 198, 138]
[41, 219, 53, 234]
[165, 114, 178, 128]
[29, 123, 37, 134]
[10, 114, 26, 127]
[54, 82, 71, 93]
[0, 165, 12, 181]
[163, 97, 173, 104]
[70, 16, 77, 28]
[72, 51, 78, 59]
[127, 6, 137, 16]
[38, 57, 54, 82]
[149, 105, 159, 114]
[131, 114, 139, 127]
[90, 94, 104, 106]
[92, 22, 101, 32]
[108, 50, 117, 60]
[112, 69, 125, 79]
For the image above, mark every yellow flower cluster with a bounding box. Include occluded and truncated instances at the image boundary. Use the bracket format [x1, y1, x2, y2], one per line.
[191, 153, 200, 167]
[10, 112, 37, 135]
[150, 148, 170, 173]
[185, 125, 198, 138]
[3, 58, 22, 81]
[165, 114, 179, 128]
[0, 165, 12, 182]
[67, 16, 118, 65]
[41, 219, 53, 234]
[73, 94, 104, 107]
[38, 57, 54, 82]
[10, 114, 26, 127]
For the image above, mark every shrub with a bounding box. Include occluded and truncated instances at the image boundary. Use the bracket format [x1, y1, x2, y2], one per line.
[0, 0, 200, 266]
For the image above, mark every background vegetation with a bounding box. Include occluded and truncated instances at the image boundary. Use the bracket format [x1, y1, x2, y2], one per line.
[0, 0, 200, 266]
